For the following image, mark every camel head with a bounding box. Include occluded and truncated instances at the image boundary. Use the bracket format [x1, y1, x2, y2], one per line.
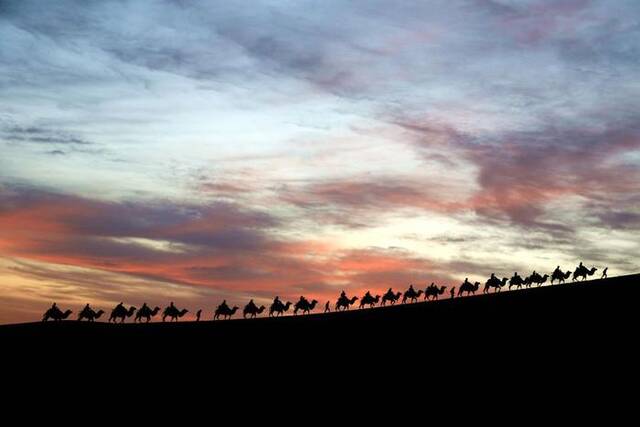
[416, 290, 424, 297]
[62, 310, 73, 319]
[501, 278, 508, 285]
[283, 301, 292, 310]
[152, 306, 160, 315]
[395, 292, 402, 299]
[127, 306, 137, 316]
[231, 306, 239, 313]
[95, 310, 105, 319]
[179, 309, 189, 317]
[439, 286, 446, 293]
[589, 267, 598, 275]
[257, 306, 266, 313]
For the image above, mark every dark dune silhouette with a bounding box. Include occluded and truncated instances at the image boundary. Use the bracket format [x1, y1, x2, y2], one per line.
[6, 274, 637, 361]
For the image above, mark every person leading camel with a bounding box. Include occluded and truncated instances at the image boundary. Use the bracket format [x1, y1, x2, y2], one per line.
[450, 287, 455, 299]
[196, 309, 202, 321]
[601, 267, 608, 279]
[324, 301, 330, 313]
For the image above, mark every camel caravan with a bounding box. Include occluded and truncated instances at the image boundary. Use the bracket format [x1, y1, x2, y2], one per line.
[42, 263, 607, 323]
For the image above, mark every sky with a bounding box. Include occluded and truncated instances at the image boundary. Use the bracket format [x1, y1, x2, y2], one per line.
[1, 0, 639, 323]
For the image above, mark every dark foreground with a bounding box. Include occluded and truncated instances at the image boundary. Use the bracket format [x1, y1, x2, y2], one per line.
[2, 274, 638, 359]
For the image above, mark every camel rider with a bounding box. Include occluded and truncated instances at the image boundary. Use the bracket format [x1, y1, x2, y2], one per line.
[364, 291, 372, 300]
[51, 302, 59, 315]
[579, 262, 584, 272]
[554, 266, 562, 276]
[247, 299, 257, 310]
[273, 296, 282, 309]
[512, 272, 522, 283]
[219, 300, 229, 311]
[408, 285, 415, 294]
[115, 302, 125, 313]
[462, 278, 471, 287]
[385, 288, 394, 298]
[298, 296, 308, 305]
[169, 301, 175, 310]
[140, 302, 149, 313]
[82, 303, 91, 315]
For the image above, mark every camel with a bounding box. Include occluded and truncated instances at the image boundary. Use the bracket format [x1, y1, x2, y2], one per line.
[483, 277, 508, 294]
[424, 284, 446, 301]
[135, 306, 161, 323]
[162, 305, 188, 322]
[532, 274, 549, 287]
[359, 294, 380, 309]
[509, 275, 524, 290]
[42, 307, 73, 322]
[458, 281, 480, 297]
[573, 266, 597, 282]
[109, 305, 137, 323]
[335, 296, 359, 311]
[243, 304, 266, 319]
[381, 291, 401, 306]
[78, 307, 104, 322]
[551, 270, 571, 284]
[402, 288, 423, 304]
[214, 305, 239, 320]
[293, 299, 318, 315]
[269, 301, 292, 317]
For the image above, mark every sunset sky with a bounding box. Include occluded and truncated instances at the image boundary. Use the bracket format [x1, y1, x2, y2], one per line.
[1, 0, 639, 323]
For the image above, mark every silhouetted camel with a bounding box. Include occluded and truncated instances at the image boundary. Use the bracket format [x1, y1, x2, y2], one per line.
[336, 295, 359, 311]
[573, 266, 597, 282]
[381, 291, 401, 306]
[42, 307, 73, 322]
[135, 306, 160, 323]
[293, 299, 318, 315]
[162, 305, 188, 322]
[214, 304, 239, 320]
[359, 294, 380, 309]
[269, 301, 292, 317]
[243, 303, 266, 319]
[424, 284, 446, 301]
[509, 274, 524, 290]
[458, 281, 480, 297]
[483, 276, 508, 293]
[78, 307, 104, 322]
[551, 270, 571, 284]
[531, 274, 549, 287]
[402, 288, 423, 304]
[109, 305, 136, 323]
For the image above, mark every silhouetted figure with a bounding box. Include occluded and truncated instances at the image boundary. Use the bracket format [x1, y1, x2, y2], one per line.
[484, 274, 507, 293]
[78, 304, 104, 322]
[109, 303, 137, 323]
[214, 302, 239, 320]
[162, 303, 188, 322]
[381, 288, 402, 306]
[450, 287, 455, 299]
[402, 285, 423, 303]
[335, 292, 358, 311]
[359, 292, 381, 308]
[196, 309, 202, 321]
[509, 272, 524, 290]
[601, 267, 608, 279]
[324, 301, 331, 313]
[269, 297, 292, 317]
[551, 267, 571, 284]
[135, 304, 161, 323]
[572, 264, 597, 282]
[42, 303, 73, 322]
[243, 299, 266, 318]
[458, 278, 480, 296]
[293, 296, 318, 315]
